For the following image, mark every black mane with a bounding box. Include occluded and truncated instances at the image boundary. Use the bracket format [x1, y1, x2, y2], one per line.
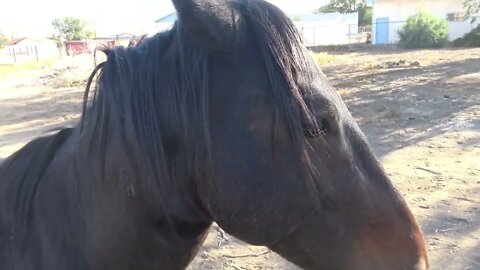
[3, 0, 319, 232]
[78, 0, 320, 217]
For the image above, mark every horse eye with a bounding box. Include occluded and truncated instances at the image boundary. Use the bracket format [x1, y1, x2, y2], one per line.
[304, 118, 329, 138]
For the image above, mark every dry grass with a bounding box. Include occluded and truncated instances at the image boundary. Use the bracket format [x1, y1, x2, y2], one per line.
[0, 59, 59, 81]
[48, 75, 88, 89]
[337, 88, 353, 98]
[313, 52, 342, 65]
[358, 61, 378, 70]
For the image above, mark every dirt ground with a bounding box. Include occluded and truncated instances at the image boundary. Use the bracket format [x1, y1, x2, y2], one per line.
[0, 48, 479, 269]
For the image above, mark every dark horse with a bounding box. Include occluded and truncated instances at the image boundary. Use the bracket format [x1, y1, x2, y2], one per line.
[0, 0, 428, 269]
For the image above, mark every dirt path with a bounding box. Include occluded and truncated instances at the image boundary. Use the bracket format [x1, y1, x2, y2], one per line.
[0, 49, 479, 269]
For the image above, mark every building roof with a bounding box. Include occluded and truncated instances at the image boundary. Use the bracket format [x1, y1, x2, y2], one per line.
[7, 38, 30, 46]
[6, 37, 55, 46]
[155, 13, 177, 23]
[110, 33, 137, 39]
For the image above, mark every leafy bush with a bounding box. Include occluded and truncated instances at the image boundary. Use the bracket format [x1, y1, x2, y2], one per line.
[398, 12, 448, 49]
[0, 32, 8, 49]
[453, 25, 480, 47]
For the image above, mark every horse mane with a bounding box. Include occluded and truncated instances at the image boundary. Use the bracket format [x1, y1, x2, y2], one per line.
[78, 0, 320, 212]
[81, 24, 212, 219]
[0, 0, 320, 232]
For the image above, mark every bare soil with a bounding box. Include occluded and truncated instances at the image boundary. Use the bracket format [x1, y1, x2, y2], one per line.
[0, 49, 478, 270]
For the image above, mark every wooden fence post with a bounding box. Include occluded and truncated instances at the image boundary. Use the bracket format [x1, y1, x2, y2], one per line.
[35, 46, 39, 61]
[13, 47, 17, 64]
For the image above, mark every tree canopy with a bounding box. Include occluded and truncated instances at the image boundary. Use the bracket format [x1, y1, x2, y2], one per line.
[464, 0, 480, 22]
[52, 17, 94, 41]
[318, 0, 366, 13]
[316, 0, 372, 26]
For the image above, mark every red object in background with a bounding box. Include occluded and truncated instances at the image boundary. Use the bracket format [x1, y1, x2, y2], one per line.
[366, 32, 372, 45]
[64, 40, 94, 56]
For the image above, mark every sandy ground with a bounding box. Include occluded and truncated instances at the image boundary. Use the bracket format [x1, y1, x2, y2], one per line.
[0, 49, 479, 269]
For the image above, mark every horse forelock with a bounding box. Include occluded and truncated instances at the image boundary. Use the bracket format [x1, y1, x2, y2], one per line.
[78, 0, 320, 215]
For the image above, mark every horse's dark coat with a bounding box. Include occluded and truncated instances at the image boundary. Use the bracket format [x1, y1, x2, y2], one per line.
[0, 0, 428, 269]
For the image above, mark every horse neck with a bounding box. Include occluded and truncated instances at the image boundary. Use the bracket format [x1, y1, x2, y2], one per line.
[75, 111, 211, 225]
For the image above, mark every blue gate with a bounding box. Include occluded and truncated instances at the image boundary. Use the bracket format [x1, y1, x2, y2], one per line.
[375, 17, 389, 44]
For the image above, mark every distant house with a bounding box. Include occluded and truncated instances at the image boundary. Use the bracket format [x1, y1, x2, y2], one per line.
[110, 33, 138, 47]
[6, 38, 58, 56]
[372, 0, 480, 44]
[152, 12, 360, 46]
[155, 13, 177, 32]
[93, 33, 142, 49]
[111, 33, 134, 40]
[292, 13, 359, 46]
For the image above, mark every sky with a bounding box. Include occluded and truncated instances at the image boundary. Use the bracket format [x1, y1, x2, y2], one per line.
[0, 0, 327, 38]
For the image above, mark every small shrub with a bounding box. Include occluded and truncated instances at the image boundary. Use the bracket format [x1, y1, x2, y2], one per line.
[398, 12, 448, 49]
[0, 32, 8, 49]
[453, 25, 480, 47]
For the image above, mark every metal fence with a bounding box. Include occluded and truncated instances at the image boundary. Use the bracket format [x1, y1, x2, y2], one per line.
[299, 23, 369, 47]
[2, 45, 62, 66]
[300, 16, 480, 47]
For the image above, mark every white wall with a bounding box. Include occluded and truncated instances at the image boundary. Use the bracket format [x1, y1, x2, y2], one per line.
[7, 39, 42, 55]
[296, 21, 358, 46]
[372, 0, 476, 44]
[293, 13, 359, 46]
[6, 39, 58, 57]
[449, 20, 480, 40]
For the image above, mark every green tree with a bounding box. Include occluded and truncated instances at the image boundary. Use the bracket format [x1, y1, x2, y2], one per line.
[360, 7, 372, 26]
[0, 32, 7, 49]
[85, 31, 95, 39]
[318, 0, 366, 13]
[464, 0, 480, 22]
[398, 12, 448, 49]
[52, 17, 92, 41]
[317, 0, 371, 26]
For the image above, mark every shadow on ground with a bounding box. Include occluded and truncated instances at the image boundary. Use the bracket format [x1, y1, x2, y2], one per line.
[323, 58, 480, 158]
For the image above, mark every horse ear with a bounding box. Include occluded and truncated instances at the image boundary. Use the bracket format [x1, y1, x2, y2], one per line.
[171, 0, 239, 50]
